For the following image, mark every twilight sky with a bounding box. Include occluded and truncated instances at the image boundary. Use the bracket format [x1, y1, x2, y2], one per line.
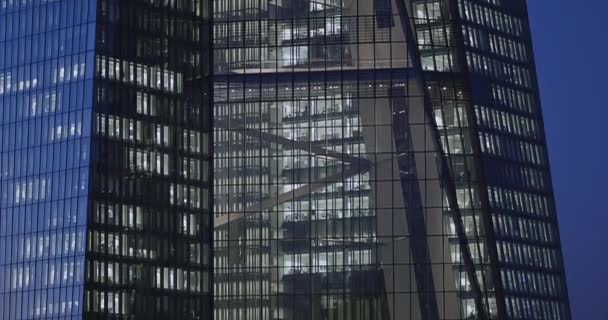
[527, 1, 608, 318]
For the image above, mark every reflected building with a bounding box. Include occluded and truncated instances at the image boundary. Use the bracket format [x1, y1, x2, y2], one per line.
[213, 1, 571, 320]
[0, 0, 212, 319]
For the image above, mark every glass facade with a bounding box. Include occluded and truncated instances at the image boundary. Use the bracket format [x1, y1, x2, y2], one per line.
[1, 0, 96, 318]
[213, 0, 485, 319]
[454, 1, 572, 319]
[412, 1, 500, 317]
[0, 0, 570, 319]
[0, 0, 213, 319]
[213, 1, 571, 320]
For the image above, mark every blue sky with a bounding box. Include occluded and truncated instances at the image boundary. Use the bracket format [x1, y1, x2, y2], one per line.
[527, 1, 608, 318]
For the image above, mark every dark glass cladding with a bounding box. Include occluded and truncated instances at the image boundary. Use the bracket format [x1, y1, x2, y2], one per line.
[0, 0, 213, 319]
[212, 0, 571, 320]
[445, 0, 572, 319]
[87, 0, 212, 318]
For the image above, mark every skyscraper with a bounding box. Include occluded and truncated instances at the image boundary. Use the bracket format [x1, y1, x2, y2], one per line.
[0, 0, 571, 319]
[213, 1, 570, 320]
[0, 0, 212, 319]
